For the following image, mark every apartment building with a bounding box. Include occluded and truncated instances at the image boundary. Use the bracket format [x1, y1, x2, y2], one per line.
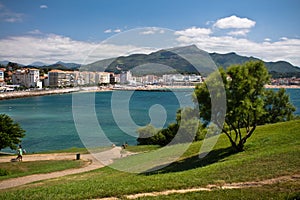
[48, 70, 75, 87]
[12, 68, 40, 88]
[48, 70, 112, 87]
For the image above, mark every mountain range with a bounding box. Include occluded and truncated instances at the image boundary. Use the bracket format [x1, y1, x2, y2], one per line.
[1, 45, 300, 77]
[81, 45, 300, 77]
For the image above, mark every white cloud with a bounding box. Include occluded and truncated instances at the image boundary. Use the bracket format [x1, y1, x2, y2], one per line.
[104, 29, 122, 33]
[104, 29, 112, 33]
[140, 30, 156, 35]
[206, 20, 214, 26]
[0, 34, 147, 65]
[28, 29, 43, 35]
[0, 3, 24, 23]
[1, 28, 299, 68]
[264, 38, 272, 42]
[140, 27, 166, 35]
[280, 37, 288, 41]
[114, 29, 121, 33]
[40, 5, 48, 9]
[175, 27, 212, 37]
[214, 15, 256, 29]
[228, 29, 250, 36]
[176, 27, 300, 66]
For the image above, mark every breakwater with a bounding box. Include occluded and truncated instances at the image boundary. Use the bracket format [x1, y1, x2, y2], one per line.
[0, 88, 81, 100]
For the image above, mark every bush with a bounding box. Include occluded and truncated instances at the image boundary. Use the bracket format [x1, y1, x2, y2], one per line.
[137, 107, 207, 146]
[0, 168, 9, 176]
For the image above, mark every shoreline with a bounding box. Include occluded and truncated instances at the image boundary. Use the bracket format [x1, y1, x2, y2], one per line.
[0, 84, 299, 101]
[0, 88, 81, 101]
[264, 84, 300, 89]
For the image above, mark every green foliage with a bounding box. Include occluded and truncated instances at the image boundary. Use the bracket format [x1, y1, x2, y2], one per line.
[261, 88, 296, 124]
[0, 114, 25, 150]
[137, 124, 160, 145]
[0, 168, 9, 176]
[137, 107, 206, 146]
[194, 61, 295, 152]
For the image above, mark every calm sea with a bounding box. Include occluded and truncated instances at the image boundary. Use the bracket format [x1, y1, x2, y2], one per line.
[0, 89, 299, 153]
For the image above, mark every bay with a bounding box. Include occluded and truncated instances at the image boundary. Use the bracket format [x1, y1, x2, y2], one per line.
[0, 88, 299, 153]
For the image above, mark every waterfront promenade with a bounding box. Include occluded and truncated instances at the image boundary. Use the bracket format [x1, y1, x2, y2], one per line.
[1, 84, 299, 101]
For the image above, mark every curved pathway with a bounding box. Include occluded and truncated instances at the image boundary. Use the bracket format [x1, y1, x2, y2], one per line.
[0, 147, 132, 190]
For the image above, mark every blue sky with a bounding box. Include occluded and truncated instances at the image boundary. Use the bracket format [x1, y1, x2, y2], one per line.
[0, 0, 299, 66]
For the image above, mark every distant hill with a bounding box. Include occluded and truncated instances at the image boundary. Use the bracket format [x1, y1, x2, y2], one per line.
[209, 52, 300, 75]
[81, 45, 214, 75]
[2, 45, 300, 77]
[81, 45, 300, 77]
[55, 61, 81, 69]
[26, 61, 81, 69]
[80, 58, 115, 72]
[29, 61, 49, 67]
[0, 60, 10, 66]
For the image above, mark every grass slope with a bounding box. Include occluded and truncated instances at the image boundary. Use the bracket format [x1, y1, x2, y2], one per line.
[0, 160, 87, 181]
[0, 120, 299, 199]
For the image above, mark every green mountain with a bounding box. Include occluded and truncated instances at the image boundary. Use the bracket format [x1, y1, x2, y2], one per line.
[80, 45, 300, 77]
[210, 52, 300, 77]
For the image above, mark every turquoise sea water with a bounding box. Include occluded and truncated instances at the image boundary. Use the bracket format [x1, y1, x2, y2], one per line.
[0, 89, 299, 153]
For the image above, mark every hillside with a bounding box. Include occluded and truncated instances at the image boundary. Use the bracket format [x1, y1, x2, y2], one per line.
[1, 120, 299, 199]
[81, 45, 300, 76]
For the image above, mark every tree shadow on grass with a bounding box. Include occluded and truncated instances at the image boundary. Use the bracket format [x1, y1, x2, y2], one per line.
[143, 146, 236, 175]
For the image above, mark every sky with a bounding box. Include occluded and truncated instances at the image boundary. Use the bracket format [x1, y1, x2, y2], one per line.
[0, 0, 299, 66]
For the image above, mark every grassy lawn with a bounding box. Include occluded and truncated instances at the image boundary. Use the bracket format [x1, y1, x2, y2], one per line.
[0, 160, 87, 181]
[0, 120, 299, 199]
[125, 145, 160, 153]
[134, 181, 300, 200]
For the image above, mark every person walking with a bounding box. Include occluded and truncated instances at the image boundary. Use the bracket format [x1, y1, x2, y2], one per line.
[16, 145, 23, 161]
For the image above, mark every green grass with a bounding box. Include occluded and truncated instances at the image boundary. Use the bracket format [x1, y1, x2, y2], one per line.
[134, 181, 300, 200]
[125, 145, 160, 153]
[38, 146, 113, 154]
[0, 120, 299, 199]
[0, 160, 87, 180]
[38, 147, 89, 154]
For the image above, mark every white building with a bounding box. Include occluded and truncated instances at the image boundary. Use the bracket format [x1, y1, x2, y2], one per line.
[120, 71, 132, 84]
[162, 74, 202, 85]
[12, 68, 40, 88]
[0, 69, 4, 83]
[98, 72, 110, 84]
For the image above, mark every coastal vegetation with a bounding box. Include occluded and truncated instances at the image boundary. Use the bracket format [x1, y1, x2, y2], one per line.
[137, 61, 296, 152]
[137, 108, 206, 146]
[0, 114, 25, 151]
[0, 119, 299, 199]
[195, 61, 295, 152]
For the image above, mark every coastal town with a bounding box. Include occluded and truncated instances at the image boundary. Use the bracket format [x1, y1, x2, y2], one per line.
[1, 64, 300, 96]
[0, 64, 203, 98]
[1, 64, 300, 92]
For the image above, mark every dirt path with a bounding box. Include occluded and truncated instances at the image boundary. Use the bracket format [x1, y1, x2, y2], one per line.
[97, 174, 300, 200]
[0, 147, 133, 190]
